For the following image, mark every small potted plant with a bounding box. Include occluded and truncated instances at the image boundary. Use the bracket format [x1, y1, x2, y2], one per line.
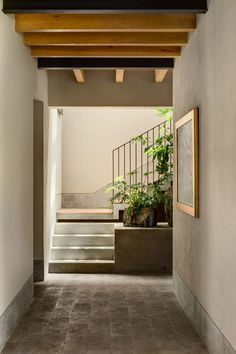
[107, 178, 158, 227]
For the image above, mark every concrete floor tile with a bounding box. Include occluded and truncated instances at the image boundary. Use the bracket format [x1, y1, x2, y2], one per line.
[2, 275, 208, 354]
[1, 342, 19, 354]
[111, 335, 133, 351]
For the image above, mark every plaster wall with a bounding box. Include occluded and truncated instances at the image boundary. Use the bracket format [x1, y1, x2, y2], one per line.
[48, 69, 172, 107]
[0, 7, 35, 316]
[62, 107, 164, 194]
[44, 109, 62, 270]
[173, 0, 236, 350]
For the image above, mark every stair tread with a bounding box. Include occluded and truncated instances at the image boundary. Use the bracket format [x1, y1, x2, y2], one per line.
[50, 260, 115, 264]
[53, 234, 114, 237]
[57, 209, 113, 214]
[56, 222, 116, 225]
[51, 246, 114, 250]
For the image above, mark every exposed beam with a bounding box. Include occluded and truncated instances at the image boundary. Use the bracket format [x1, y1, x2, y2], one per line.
[73, 69, 85, 83]
[3, 0, 208, 14]
[24, 32, 188, 47]
[155, 69, 168, 82]
[116, 69, 125, 83]
[16, 14, 196, 33]
[38, 58, 175, 69]
[32, 46, 181, 58]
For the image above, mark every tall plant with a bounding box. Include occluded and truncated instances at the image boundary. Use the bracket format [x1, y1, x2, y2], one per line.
[132, 108, 173, 202]
[106, 108, 174, 226]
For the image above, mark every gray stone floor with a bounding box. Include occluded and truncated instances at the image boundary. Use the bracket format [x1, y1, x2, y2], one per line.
[2, 275, 208, 354]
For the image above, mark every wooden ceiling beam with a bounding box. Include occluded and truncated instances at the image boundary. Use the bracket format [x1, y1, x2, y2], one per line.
[31, 46, 181, 58]
[38, 58, 175, 69]
[24, 32, 188, 47]
[155, 69, 169, 82]
[16, 14, 196, 33]
[116, 69, 125, 83]
[3, 0, 208, 14]
[73, 69, 85, 83]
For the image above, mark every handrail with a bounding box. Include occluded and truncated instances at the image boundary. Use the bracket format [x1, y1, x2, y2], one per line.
[112, 120, 168, 152]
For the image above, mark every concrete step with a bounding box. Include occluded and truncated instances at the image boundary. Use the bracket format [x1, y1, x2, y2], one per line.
[52, 234, 114, 247]
[50, 246, 114, 261]
[49, 260, 115, 274]
[54, 222, 115, 235]
[57, 208, 115, 221]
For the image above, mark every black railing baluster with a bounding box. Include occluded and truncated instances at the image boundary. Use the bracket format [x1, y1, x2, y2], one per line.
[164, 122, 167, 140]
[141, 140, 143, 185]
[152, 128, 155, 183]
[112, 120, 170, 191]
[147, 132, 149, 185]
[129, 141, 132, 186]
[118, 148, 120, 177]
[158, 126, 161, 180]
[124, 144, 126, 179]
[135, 142, 137, 184]
[112, 149, 115, 197]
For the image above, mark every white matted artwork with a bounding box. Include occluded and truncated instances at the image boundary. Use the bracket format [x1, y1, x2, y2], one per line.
[175, 108, 199, 217]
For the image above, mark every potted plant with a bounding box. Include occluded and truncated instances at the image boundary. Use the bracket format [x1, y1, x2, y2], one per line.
[123, 183, 158, 227]
[107, 108, 174, 227]
[133, 109, 174, 226]
[145, 126, 173, 226]
[107, 178, 158, 227]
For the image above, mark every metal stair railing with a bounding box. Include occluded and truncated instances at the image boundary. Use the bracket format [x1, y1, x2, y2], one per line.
[112, 119, 172, 187]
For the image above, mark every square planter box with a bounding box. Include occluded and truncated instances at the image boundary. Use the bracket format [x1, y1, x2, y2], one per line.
[114, 224, 172, 274]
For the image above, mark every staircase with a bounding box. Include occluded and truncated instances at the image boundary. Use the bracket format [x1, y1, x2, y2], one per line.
[49, 210, 118, 273]
[49, 119, 171, 273]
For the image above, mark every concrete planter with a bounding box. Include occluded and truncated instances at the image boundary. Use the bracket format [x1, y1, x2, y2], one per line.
[123, 207, 158, 227]
[114, 224, 173, 274]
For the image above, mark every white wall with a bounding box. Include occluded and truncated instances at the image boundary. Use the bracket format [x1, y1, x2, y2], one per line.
[0, 8, 36, 315]
[44, 109, 62, 270]
[173, 0, 236, 351]
[62, 107, 164, 194]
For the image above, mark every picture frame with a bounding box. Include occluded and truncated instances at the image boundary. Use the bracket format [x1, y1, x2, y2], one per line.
[175, 108, 199, 217]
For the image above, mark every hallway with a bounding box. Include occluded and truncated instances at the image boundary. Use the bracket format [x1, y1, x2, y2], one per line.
[3, 275, 208, 354]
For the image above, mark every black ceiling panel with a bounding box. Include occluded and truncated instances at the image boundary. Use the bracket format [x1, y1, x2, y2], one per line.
[3, 0, 208, 14]
[38, 58, 175, 69]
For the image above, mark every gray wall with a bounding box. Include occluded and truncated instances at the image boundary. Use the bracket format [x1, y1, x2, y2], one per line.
[48, 69, 172, 107]
[173, 0, 236, 351]
[0, 5, 48, 350]
[0, 7, 35, 318]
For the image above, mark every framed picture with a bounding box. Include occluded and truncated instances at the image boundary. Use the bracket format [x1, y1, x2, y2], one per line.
[175, 108, 199, 217]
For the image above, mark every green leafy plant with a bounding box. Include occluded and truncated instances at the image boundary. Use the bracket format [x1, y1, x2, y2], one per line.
[125, 183, 157, 216]
[106, 176, 129, 205]
[155, 107, 173, 123]
[106, 177, 157, 215]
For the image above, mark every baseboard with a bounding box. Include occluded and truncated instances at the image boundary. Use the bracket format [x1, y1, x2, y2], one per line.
[0, 276, 33, 352]
[34, 260, 44, 282]
[173, 270, 236, 354]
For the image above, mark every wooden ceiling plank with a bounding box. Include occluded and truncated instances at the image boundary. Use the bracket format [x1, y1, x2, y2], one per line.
[73, 69, 85, 83]
[16, 14, 196, 33]
[31, 46, 181, 58]
[24, 32, 188, 47]
[155, 69, 168, 83]
[116, 69, 125, 83]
